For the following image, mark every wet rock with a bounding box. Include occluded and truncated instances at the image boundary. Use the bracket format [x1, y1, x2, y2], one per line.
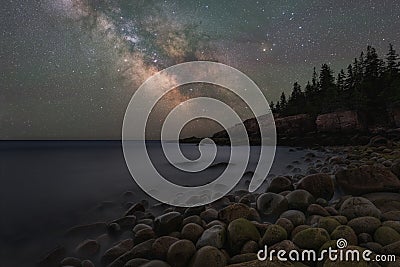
[279, 210, 306, 227]
[101, 239, 134, 265]
[141, 260, 171, 267]
[133, 223, 152, 234]
[151, 236, 179, 260]
[227, 218, 260, 253]
[286, 189, 315, 211]
[339, 197, 381, 220]
[241, 240, 259, 254]
[348, 217, 382, 234]
[200, 209, 218, 223]
[75, 239, 99, 257]
[38, 246, 65, 267]
[167, 239, 196, 267]
[196, 225, 226, 249]
[391, 161, 400, 177]
[291, 225, 310, 239]
[182, 215, 203, 226]
[292, 228, 330, 250]
[134, 228, 156, 244]
[206, 220, 226, 229]
[374, 226, 400, 246]
[107, 222, 121, 235]
[256, 193, 288, 218]
[260, 224, 287, 246]
[267, 176, 294, 193]
[362, 192, 400, 213]
[361, 242, 383, 253]
[382, 221, 400, 233]
[317, 217, 341, 234]
[381, 241, 400, 256]
[336, 165, 400, 195]
[296, 173, 334, 200]
[382, 211, 400, 221]
[108, 239, 155, 267]
[81, 260, 95, 267]
[125, 258, 150, 267]
[111, 216, 137, 230]
[189, 246, 227, 267]
[154, 212, 183, 236]
[181, 223, 204, 243]
[60, 257, 81, 267]
[275, 218, 294, 236]
[218, 203, 252, 223]
[358, 233, 373, 244]
[330, 225, 358, 245]
[307, 204, 330, 216]
[269, 240, 299, 253]
[125, 203, 145, 216]
[229, 253, 258, 264]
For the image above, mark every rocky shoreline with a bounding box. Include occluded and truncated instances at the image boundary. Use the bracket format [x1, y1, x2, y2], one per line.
[38, 140, 400, 267]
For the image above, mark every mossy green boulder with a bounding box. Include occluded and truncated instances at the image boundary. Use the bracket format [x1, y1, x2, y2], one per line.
[260, 224, 288, 246]
[227, 218, 260, 253]
[292, 228, 330, 250]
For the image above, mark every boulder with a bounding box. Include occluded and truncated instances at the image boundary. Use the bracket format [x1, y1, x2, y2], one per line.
[267, 176, 294, 193]
[108, 239, 155, 267]
[374, 226, 400, 246]
[189, 246, 227, 267]
[275, 114, 316, 135]
[347, 217, 382, 234]
[317, 217, 341, 234]
[362, 192, 400, 213]
[292, 228, 330, 250]
[181, 223, 204, 243]
[167, 239, 196, 267]
[286, 190, 315, 211]
[227, 218, 260, 253]
[151, 236, 179, 260]
[316, 110, 364, 132]
[256, 193, 288, 217]
[279, 210, 306, 227]
[339, 197, 381, 220]
[259, 224, 287, 246]
[330, 225, 358, 245]
[141, 260, 171, 267]
[101, 239, 134, 265]
[75, 239, 99, 257]
[196, 225, 226, 249]
[219, 203, 252, 223]
[296, 174, 334, 200]
[154, 212, 183, 236]
[336, 165, 400, 195]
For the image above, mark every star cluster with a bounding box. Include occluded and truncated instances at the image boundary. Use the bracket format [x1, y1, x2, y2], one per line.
[1, 0, 400, 139]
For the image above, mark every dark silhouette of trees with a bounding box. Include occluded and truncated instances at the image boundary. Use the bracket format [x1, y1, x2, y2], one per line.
[272, 44, 400, 125]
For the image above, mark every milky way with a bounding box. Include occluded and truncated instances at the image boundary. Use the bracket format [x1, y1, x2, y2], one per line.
[1, 0, 400, 139]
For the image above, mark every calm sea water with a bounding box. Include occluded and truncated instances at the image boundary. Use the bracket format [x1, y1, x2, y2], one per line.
[0, 141, 323, 266]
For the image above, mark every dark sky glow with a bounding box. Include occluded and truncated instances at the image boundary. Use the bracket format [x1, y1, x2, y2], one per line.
[1, 0, 400, 139]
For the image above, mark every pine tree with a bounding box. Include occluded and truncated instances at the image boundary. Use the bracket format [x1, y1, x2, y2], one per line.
[386, 43, 400, 75]
[319, 64, 335, 91]
[312, 67, 319, 89]
[345, 64, 354, 91]
[280, 92, 287, 112]
[337, 69, 345, 92]
[270, 101, 275, 112]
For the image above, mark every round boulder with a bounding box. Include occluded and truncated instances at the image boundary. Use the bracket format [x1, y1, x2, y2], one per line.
[296, 173, 334, 200]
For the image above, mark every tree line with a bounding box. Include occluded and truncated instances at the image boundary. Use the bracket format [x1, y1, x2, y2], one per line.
[271, 44, 400, 125]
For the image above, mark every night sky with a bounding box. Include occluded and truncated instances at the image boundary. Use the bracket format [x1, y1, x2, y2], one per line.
[1, 0, 400, 139]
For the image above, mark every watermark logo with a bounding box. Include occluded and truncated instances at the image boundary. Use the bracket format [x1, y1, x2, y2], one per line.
[122, 61, 276, 207]
[257, 238, 396, 263]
